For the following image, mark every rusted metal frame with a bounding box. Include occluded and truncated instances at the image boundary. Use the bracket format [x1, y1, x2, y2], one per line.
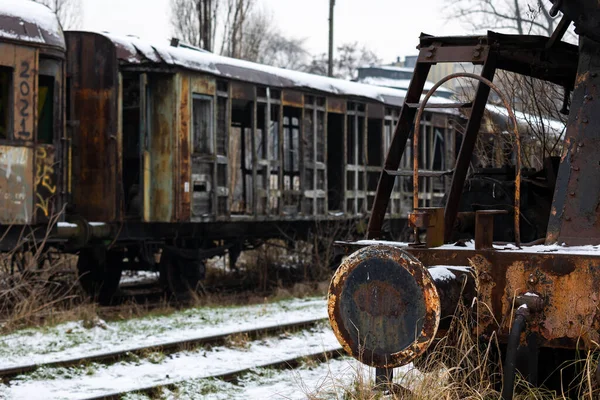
[444, 118, 454, 195]
[442, 57, 496, 243]
[416, 70, 522, 246]
[117, 72, 124, 220]
[417, 42, 490, 65]
[278, 98, 284, 216]
[211, 83, 219, 219]
[353, 110, 359, 214]
[139, 73, 150, 222]
[313, 105, 318, 216]
[367, 62, 431, 238]
[215, 83, 231, 219]
[252, 87, 258, 217]
[265, 88, 272, 217]
[324, 100, 329, 214]
[315, 104, 327, 216]
[361, 105, 368, 214]
[383, 111, 400, 215]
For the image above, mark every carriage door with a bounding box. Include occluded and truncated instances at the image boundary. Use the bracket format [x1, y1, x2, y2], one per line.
[191, 94, 215, 219]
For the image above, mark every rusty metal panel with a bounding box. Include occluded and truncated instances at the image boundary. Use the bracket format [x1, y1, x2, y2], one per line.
[230, 81, 254, 100]
[66, 32, 119, 221]
[282, 90, 303, 107]
[13, 46, 37, 142]
[149, 75, 175, 222]
[179, 75, 192, 221]
[0, 145, 33, 224]
[367, 103, 384, 119]
[191, 75, 216, 96]
[329, 245, 440, 368]
[547, 36, 600, 246]
[0, 43, 15, 67]
[327, 97, 346, 113]
[34, 145, 57, 222]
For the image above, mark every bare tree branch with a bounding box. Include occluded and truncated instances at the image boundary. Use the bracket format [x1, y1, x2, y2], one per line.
[32, 0, 82, 30]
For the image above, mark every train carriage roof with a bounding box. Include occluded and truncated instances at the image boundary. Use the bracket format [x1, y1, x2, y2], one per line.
[82, 30, 456, 110]
[0, 0, 65, 50]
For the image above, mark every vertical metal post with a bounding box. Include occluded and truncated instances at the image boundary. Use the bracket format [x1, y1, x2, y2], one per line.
[328, 0, 335, 77]
[443, 56, 496, 242]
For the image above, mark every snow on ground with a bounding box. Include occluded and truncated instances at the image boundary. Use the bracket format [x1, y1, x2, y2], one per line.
[138, 358, 416, 400]
[119, 270, 160, 285]
[0, 324, 341, 400]
[0, 297, 327, 369]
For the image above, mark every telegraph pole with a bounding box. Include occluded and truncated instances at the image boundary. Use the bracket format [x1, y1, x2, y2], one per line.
[328, 0, 335, 77]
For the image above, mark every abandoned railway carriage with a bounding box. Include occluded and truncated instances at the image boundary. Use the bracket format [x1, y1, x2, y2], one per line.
[0, 1, 462, 302]
[0, 1, 68, 242]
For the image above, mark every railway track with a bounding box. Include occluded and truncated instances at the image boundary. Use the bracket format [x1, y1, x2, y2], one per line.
[83, 347, 344, 400]
[0, 317, 329, 381]
[1, 316, 344, 400]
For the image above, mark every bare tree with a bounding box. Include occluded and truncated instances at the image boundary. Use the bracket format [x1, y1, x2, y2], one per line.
[219, 0, 254, 58]
[170, 0, 310, 70]
[448, 0, 575, 39]
[260, 34, 309, 70]
[235, 7, 309, 69]
[305, 42, 381, 80]
[171, 0, 219, 50]
[32, 0, 82, 30]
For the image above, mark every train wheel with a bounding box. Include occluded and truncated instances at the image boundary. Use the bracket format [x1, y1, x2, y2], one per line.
[159, 251, 205, 302]
[77, 246, 123, 305]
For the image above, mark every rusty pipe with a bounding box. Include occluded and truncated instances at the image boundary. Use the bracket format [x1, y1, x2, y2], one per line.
[413, 72, 522, 246]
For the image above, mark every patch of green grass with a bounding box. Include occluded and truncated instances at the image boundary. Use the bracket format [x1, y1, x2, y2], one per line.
[17, 362, 101, 382]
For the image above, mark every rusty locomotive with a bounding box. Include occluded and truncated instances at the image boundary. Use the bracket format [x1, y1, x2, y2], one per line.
[328, 0, 600, 397]
[0, 1, 481, 303]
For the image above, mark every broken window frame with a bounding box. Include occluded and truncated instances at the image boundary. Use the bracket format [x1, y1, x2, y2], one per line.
[0, 66, 13, 141]
[345, 101, 367, 215]
[192, 93, 215, 155]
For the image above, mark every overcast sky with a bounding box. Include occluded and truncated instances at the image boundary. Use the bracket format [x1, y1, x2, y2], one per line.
[81, 0, 470, 64]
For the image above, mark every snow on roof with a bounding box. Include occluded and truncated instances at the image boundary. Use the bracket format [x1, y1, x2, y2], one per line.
[0, 0, 65, 49]
[361, 65, 415, 73]
[92, 31, 456, 109]
[485, 104, 566, 138]
[358, 76, 454, 94]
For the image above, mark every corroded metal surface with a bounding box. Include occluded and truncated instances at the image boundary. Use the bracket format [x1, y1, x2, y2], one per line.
[66, 32, 120, 222]
[546, 36, 600, 246]
[328, 245, 440, 368]
[336, 241, 600, 350]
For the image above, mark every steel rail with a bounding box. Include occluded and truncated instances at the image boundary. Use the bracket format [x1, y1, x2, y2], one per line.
[82, 347, 345, 400]
[0, 317, 328, 381]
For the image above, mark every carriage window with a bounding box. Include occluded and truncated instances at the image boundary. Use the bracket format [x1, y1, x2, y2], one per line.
[0, 67, 11, 140]
[193, 94, 214, 154]
[37, 75, 55, 144]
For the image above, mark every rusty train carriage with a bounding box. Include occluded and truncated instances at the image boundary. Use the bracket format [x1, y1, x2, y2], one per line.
[328, 1, 600, 395]
[64, 34, 461, 227]
[0, 1, 67, 238]
[62, 31, 462, 301]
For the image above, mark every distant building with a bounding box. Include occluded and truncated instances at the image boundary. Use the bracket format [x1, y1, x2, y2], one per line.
[356, 65, 455, 99]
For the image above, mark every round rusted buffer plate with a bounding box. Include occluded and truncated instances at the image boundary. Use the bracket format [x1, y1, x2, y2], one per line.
[328, 245, 440, 368]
